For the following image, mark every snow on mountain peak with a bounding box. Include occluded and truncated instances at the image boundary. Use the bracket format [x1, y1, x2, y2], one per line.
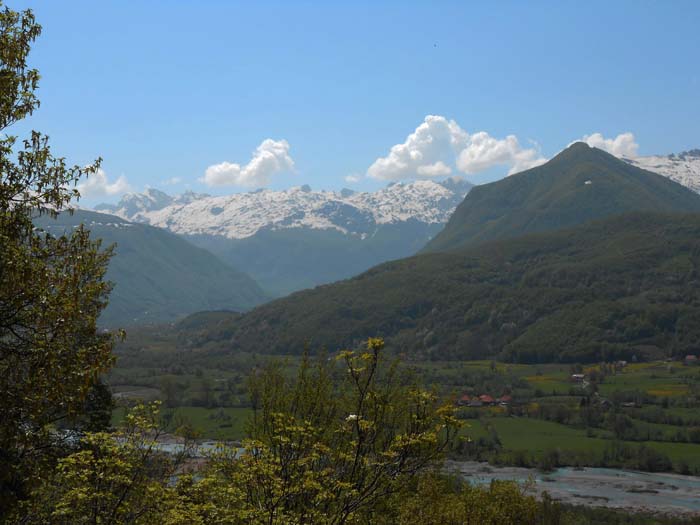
[95, 188, 210, 221]
[98, 178, 472, 240]
[623, 149, 700, 193]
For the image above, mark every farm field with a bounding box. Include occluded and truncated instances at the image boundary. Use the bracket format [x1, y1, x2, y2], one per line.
[109, 342, 700, 474]
[464, 416, 700, 471]
[112, 406, 251, 441]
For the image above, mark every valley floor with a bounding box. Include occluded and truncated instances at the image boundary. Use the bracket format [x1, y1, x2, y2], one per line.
[448, 461, 700, 517]
[109, 335, 700, 518]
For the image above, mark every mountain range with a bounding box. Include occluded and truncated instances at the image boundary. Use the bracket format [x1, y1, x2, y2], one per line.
[623, 149, 700, 193]
[35, 210, 267, 326]
[96, 178, 473, 295]
[425, 143, 700, 252]
[171, 143, 700, 362]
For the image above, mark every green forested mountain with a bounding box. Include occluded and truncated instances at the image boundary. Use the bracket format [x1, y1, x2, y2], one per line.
[35, 210, 267, 326]
[423, 142, 700, 253]
[181, 212, 700, 363]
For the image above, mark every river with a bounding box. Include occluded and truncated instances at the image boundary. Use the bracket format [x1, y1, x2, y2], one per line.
[449, 461, 700, 517]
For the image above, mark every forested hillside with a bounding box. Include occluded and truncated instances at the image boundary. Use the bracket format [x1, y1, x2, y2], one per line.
[35, 210, 267, 325]
[181, 212, 700, 363]
[424, 142, 700, 253]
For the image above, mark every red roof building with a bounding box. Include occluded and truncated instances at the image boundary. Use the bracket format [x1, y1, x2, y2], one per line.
[456, 394, 471, 406]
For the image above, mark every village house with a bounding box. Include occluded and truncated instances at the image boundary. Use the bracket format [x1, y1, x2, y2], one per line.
[457, 394, 472, 406]
[479, 394, 496, 406]
[456, 393, 511, 408]
[498, 395, 512, 406]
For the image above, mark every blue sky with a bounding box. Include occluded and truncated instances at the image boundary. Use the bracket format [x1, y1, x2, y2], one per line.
[9, 0, 700, 204]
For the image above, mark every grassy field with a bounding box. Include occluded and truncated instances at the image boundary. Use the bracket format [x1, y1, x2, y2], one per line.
[109, 346, 700, 473]
[112, 406, 251, 441]
[489, 417, 610, 454]
[597, 362, 699, 397]
[162, 406, 251, 440]
[459, 416, 700, 471]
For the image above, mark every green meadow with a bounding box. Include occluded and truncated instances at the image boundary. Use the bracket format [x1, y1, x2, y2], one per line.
[110, 350, 700, 473]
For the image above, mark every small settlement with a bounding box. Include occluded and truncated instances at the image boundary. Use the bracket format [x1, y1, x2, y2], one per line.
[457, 394, 512, 408]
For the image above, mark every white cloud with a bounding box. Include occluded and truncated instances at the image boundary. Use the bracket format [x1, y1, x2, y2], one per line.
[202, 139, 294, 188]
[457, 132, 546, 175]
[344, 173, 362, 184]
[162, 176, 182, 186]
[417, 161, 452, 177]
[77, 169, 130, 198]
[367, 115, 467, 181]
[367, 115, 545, 180]
[578, 132, 639, 158]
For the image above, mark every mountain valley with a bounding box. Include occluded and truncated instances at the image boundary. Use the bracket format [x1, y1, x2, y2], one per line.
[35, 210, 267, 325]
[97, 178, 472, 295]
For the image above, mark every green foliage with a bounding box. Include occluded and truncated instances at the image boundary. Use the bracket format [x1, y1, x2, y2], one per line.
[382, 472, 540, 525]
[17, 403, 194, 524]
[190, 338, 462, 524]
[424, 142, 700, 253]
[0, 2, 116, 515]
[17, 351, 699, 523]
[79, 379, 115, 432]
[19, 341, 465, 524]
[180, 212, 700, 363]
[558, 504, 698, 524]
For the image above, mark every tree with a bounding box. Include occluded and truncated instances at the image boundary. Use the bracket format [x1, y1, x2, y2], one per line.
[17, 341, 462, 524]
[188, 338, 461, 524]
[380, 472, 540, 525]
[17, 339, 559, 524]
[18, 403, 197, 525]
[0, 2, 116, 515]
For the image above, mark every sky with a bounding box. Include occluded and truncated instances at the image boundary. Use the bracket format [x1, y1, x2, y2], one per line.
[8, 0, 700, 205]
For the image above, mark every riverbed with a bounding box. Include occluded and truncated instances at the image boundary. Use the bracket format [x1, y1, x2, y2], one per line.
[448, 461, 700, 517]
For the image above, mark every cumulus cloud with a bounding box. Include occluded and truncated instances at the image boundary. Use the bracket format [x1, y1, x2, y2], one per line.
[578, 132, 639, 158]
[367, 115, 467, 181]
[344, 173, 362, 184]
[77, 169, 130, 198]
[202, 139, 294, 188]
[367, 115, 545, 180]
[457, 133, 546, 175]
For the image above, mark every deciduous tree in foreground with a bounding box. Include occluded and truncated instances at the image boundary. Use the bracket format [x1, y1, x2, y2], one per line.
[0, 1, 115, 515]
[20, 340, 467, 524]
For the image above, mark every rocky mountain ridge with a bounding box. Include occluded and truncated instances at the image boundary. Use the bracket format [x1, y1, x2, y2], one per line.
[96, 178, 473, 240]
[623, 149, 700, 193]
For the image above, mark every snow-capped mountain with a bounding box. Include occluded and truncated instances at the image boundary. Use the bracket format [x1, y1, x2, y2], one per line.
[95, 179, 472, 297]
[623, 149, 700, 193]
[95, 189, 210, 221]
[98, 178, 472, 239]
